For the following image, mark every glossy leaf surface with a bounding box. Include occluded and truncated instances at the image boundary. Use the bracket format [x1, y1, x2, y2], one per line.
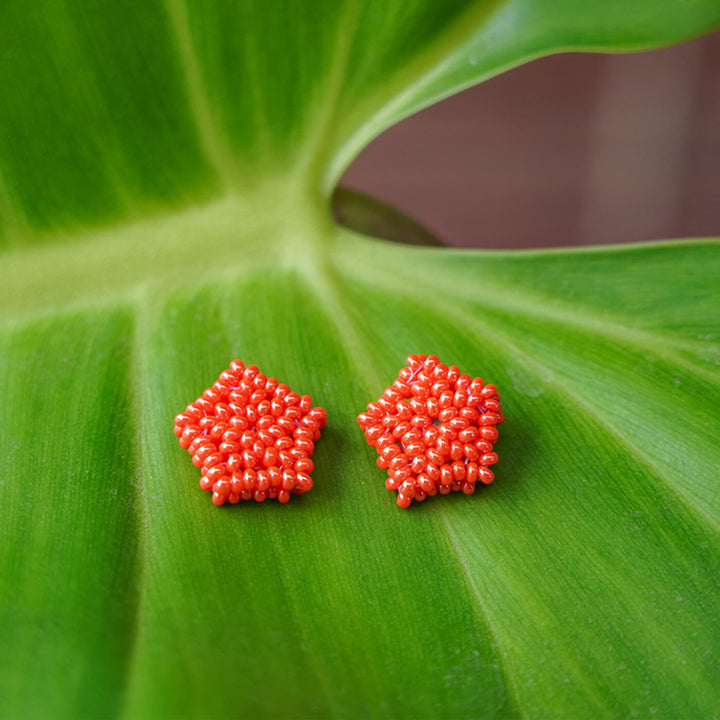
[1, 1, 719, 718]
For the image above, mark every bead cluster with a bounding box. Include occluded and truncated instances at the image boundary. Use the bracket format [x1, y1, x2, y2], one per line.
[173, 360, 326, 505]
[357, 354, 503, 508]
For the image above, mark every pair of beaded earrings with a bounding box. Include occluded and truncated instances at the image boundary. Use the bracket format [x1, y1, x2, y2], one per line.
[173, 354, 504, 509]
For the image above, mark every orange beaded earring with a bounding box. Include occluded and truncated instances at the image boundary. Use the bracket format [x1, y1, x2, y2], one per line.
[357, 354, 504, 508]
[174, 360, 326, 506]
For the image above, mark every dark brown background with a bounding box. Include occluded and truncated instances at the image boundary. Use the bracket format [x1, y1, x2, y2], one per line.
[341, 30, 720, 249]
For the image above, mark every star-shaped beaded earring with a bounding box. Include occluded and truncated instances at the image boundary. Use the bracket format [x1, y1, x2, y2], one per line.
[357, 354, 503, 508]
[174, 360, 326, 505]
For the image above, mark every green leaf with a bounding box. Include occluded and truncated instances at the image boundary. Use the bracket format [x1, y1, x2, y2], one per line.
[1, 1, 719, 718]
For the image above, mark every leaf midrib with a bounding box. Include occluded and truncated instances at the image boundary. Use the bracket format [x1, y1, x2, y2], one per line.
[0, 188, 333, 323]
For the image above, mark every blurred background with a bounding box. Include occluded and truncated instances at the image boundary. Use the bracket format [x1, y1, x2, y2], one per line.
[340, 30, 720, 249]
